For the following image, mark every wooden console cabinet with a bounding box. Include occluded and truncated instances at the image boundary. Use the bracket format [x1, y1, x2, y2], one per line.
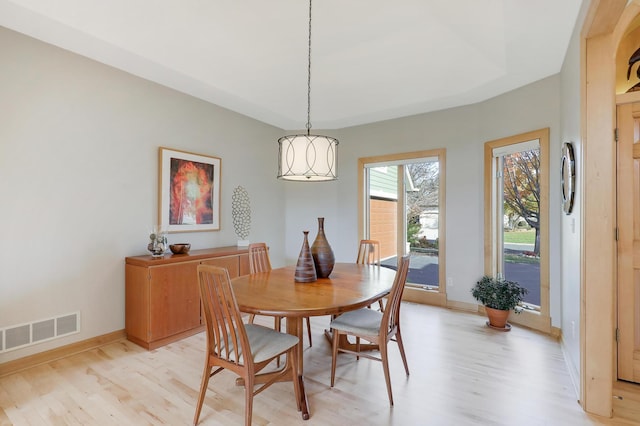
[125, 246, 249, 350]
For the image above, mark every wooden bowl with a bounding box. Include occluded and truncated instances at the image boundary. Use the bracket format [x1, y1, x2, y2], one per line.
[169, 243, 191, 254]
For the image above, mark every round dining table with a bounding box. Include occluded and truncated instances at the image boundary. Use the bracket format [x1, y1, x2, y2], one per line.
[231, 262, 397, 420]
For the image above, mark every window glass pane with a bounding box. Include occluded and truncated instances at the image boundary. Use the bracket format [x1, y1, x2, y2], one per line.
[367, 160, 440, 289]
[501, 148, 540, 307]
[405, 161, 440, 288]
[368, 166, 398, 261]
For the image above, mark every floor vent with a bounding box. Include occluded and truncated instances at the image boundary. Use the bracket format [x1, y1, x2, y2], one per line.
[1, 312, 80, 353]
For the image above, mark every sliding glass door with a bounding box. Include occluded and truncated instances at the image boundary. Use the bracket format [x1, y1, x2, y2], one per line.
[359, 149, 446, 305]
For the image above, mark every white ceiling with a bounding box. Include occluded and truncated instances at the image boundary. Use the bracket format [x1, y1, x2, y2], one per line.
[0, 0, 583, 130]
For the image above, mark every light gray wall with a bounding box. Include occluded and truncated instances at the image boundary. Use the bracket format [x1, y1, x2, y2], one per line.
[559, 0, 588, 392]
[0, 27, 286, 363]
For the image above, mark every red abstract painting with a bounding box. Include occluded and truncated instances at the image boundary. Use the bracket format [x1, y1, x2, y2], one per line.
[169, 158, 214, 225]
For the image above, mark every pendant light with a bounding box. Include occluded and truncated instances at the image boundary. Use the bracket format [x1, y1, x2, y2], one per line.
[277, 0, 338, 181]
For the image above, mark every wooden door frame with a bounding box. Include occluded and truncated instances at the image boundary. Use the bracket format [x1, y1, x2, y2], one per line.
[582, 0, 639, 417]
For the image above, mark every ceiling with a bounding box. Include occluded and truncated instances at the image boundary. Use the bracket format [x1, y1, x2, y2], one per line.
[0, 0, 583, 130]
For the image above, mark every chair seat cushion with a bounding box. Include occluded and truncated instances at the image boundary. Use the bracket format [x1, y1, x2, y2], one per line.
[330, 308, 383, 335]
[245, 324, 299, 363]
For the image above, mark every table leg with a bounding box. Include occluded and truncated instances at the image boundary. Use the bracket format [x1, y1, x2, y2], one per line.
[287, 317, 309, 420]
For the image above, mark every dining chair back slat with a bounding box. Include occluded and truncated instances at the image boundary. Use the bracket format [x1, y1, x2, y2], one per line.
[384, 254, 410, 339]
[356, 239, 383, 311]
[248, 242, 272, 274]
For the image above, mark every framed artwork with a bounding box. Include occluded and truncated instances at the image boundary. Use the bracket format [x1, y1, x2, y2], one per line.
[159, 147, 221, 232]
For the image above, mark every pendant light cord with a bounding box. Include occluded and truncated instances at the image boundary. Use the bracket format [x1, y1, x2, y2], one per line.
[306, 0, 313, 135]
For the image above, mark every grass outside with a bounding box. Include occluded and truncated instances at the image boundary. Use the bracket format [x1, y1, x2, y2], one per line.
[503, 229, 535, 244]
[504, 229, 538, 264]
[505, 254, 539, 264]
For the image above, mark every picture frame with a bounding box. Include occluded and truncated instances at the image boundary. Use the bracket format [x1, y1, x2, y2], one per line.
[159, 147, 221, 232]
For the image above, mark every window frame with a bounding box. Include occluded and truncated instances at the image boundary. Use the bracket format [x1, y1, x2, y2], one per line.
[484, 128, 551, 333]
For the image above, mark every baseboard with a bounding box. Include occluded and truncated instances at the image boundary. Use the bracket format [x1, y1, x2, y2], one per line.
[560, 332, 581, 400]
[0, 329, 126, 378]
[446, 299, 478, 312]
[403, 287, 447, 306]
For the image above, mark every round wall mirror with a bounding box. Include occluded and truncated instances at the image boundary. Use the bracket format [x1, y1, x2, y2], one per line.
[561, 142, 575, 215]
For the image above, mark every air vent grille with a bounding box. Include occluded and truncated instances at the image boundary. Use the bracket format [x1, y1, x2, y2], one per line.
[1, 312, 80, 353]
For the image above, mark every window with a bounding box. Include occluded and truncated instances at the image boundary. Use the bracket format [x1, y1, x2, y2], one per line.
[484, 129, 551, 332]
[358, 149, 446, 306]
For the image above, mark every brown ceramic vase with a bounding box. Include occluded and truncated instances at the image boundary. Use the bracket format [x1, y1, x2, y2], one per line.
[295, 231, 317, 283]
[311, 217, 335, 278]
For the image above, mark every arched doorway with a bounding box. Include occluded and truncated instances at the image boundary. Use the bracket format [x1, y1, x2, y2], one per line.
[583, 0, 640, 419]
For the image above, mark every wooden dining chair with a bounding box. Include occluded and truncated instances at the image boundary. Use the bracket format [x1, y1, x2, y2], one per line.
[356, 239, 384, 311]
[356, 239, 381, 265]
[247, 242, 313, 347]
[248, 242, 272, 274]
[193, 264, 301, 426]
[329, 254, 411, 406]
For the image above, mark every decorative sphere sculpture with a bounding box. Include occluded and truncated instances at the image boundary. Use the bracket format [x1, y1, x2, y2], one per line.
[232, 186, 251, 241]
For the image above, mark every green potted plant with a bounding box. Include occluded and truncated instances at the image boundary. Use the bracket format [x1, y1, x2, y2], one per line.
[471, 275, 528, 331]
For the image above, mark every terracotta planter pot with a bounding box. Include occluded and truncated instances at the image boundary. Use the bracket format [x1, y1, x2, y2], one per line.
[485, 306, 511, 331]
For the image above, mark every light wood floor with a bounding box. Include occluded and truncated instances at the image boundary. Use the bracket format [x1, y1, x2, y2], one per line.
[0, 303, 635, 425]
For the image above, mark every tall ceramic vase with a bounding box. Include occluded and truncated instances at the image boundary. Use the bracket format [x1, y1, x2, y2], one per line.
[295, 231, 317, 283]
[311, 217, 335, 278]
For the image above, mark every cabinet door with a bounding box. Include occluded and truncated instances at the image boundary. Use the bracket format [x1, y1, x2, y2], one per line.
[149, 262, 200, 341]
[201, 255, 240, 278]
[125, 265, 149, 342]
